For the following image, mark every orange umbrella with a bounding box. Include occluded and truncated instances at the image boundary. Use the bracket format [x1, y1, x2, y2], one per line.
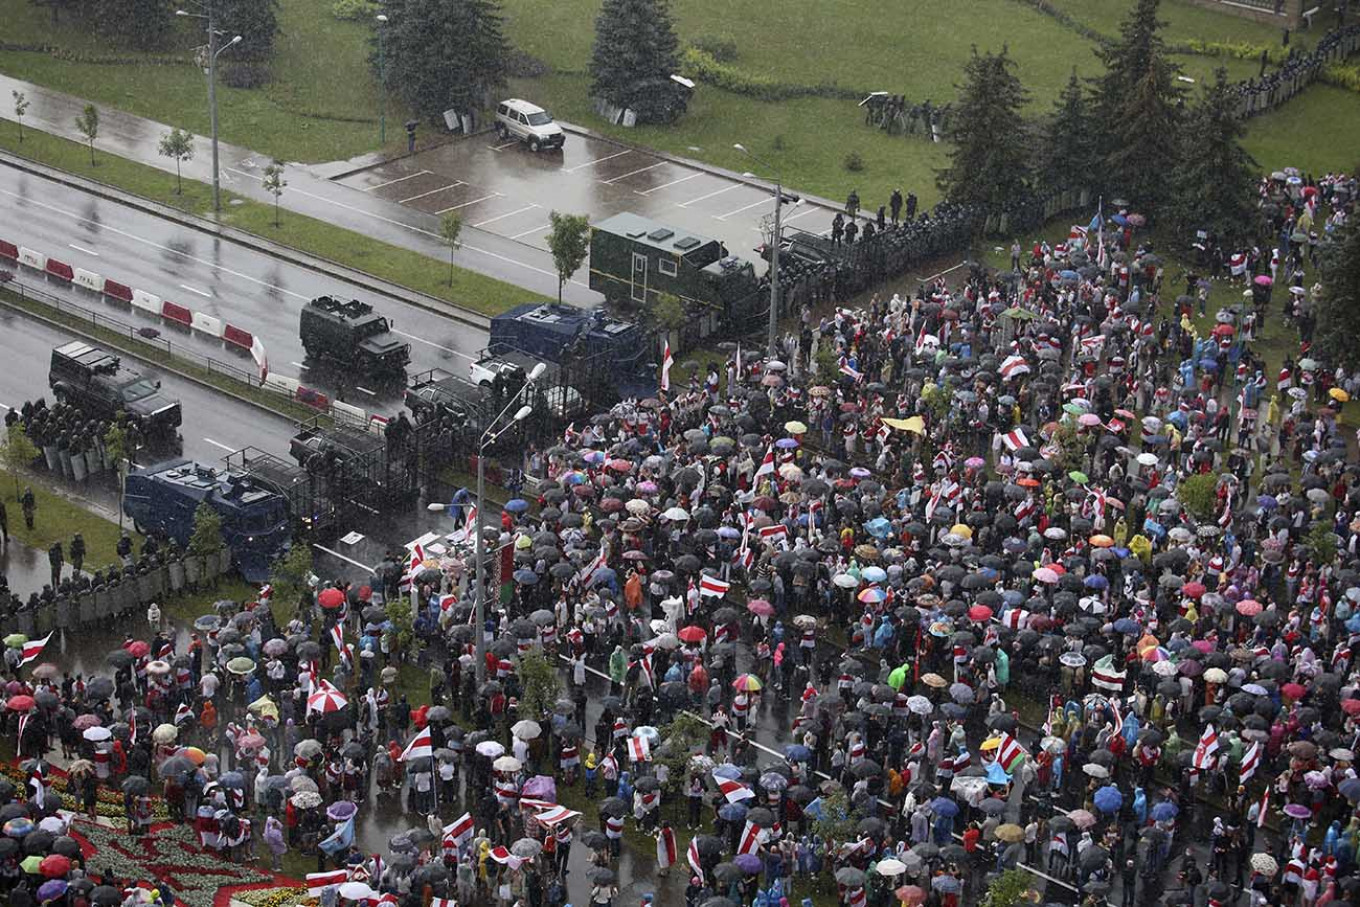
[181, 746, 206, 765]
[1089, 534, 1114, 548]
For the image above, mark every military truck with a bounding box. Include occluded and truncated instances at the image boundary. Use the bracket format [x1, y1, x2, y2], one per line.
[49, 341, 182, 438]
[122, 459, 290, 581]
[299, 296, 411, 376]
[488, 302, 656, 400]
[588, 212, 760, 325]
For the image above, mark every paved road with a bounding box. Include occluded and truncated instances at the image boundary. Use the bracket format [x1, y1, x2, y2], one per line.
[0, 73, 598, 304]
[339, 128, 845, 262]
[0, 308, 300, 471]
[0, 164, 488, 412]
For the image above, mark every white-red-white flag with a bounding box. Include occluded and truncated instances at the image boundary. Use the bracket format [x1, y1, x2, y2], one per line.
[699, 575, 730, 598]
[399, 727, 433, 762]
[19, 633, 53, 667]
[754, 446, 775, 479]
[661, 340, 674, 392]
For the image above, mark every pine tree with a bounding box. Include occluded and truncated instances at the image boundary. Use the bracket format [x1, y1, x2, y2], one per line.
[1037, 69, 1098, 194]
[1315, 223, 1360, 370]
[216, 0, 280, 59]
[90, 0, 174, 49]
[937, 46, 1030, 210]
[380, 0, 509, 121]
[590, 0, 687, 123]
[1168, 68, 1261, 247]
[1090, 0, 1184, 208]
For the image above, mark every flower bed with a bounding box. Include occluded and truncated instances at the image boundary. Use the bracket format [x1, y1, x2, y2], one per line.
[2, 760, 170, 823]
[232, 884, 310, 907]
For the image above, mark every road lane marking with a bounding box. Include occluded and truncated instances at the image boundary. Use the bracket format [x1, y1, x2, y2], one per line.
[783, 206, 824, 223]
[601, 162, 665, 184]
[0, 186, 309, 300]
[312, 543, 374, 570]
[250, 181, 585, 286]
[635, 173, 702, 195]
[361, 170, 431, 192]
[564, 149, 630, 172]
[716, 196, 775, 220]
[508, 223, 550, 239]
[179, 284, 211, 298]
[203, 438, 236, 453]
[473, 204, 538, 227]
[677, 183, 740, 207]
[354, 386, 376, 396]
[391, 329, 473, 360]
[68, 243, 99, 256]
[399, 182, 463, 203]
[436, 193, 499, 212]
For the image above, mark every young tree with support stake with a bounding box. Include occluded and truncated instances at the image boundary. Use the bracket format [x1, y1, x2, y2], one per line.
[262, 161, 286, 226]
[440, 212, 464, 286]
[12, 91, 29, 144]
[545, 211, 590, 303]
[74, 104, 99, 167]
[158, 128, 195, 195]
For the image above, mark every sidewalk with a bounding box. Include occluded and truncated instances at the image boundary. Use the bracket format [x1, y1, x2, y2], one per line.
[0, 73, 595, 304]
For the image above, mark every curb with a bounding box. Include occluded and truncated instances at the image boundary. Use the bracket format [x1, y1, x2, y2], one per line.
[0, 151, 493, 333]
[0, 282, 307, 428]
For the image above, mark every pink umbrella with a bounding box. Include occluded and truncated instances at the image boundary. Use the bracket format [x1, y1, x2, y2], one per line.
[1254, 275, 1273, 286]
[1190, 639, 1214, 654]
[1236, 599, 1262, 616]
[747, 599, 775, 617]
[1033, 567, 1060, 584]
[1078, 413, 1103, 427]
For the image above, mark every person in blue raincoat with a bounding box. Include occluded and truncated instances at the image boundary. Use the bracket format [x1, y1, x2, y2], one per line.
[1132, 787, 1147, 826]
[873, 619, 894, 650]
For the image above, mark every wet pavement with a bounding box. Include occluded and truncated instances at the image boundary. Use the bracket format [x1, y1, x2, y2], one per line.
[0, 165, 489, 414]
[0, 73, 597, 305]
[338, 128, 844, 262]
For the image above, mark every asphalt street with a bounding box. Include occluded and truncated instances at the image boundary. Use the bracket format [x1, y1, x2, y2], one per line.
[0, 73, 598, 303]
[0, 163, 489, 411]
[339, 128, 845, 262]
[0, 308, 299, 471]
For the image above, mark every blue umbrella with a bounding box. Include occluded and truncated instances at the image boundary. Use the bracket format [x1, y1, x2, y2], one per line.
[1338, 778, 1360, 803]
[1094, 785, 1123, 813]
[713, 764, 742, 780]
[718, 802, 749, 822]
[1084, 575, 1108, 590]
[512, 569, 540, 585]
[1256, 495, 1278, 510]
[1111, 214, 1128, 226]
[865, 518, 893, 539]
[931, 797, 959, 818]
[775, 438, 800, 450]
[784, 744, 811, 762]
[1113, 618, 1141, 635]
[1150, 801, 1179, 821]
[1347, 613, 1360, 634]
[504, 498, 529, 514]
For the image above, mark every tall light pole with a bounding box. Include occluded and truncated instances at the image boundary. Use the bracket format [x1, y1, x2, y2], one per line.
[178, 2, 241, 213]
[430, 363, 546, 683]
[735, 143, 799, 359]
[375, 14, 388, 145]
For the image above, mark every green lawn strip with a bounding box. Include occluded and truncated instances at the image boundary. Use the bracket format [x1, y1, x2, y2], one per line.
[0, 286, 323, 425]
[0, 472, 141, 568]
[1243, 83, 1360, 177]
[0, 0, 394, 164]
[0, 126, 536, 317]
[1040, 0, 1304, 49]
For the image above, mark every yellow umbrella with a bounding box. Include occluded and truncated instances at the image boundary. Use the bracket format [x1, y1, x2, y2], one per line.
[979, 737, 1001, 752]
[1330, 388, 1350, 402]
[949, 524, 973, 539]
[248, 695, 279, 721]
[994, 823, 1025, 843]
[883, 416, 926, 435]
[784, 420, 808, 434]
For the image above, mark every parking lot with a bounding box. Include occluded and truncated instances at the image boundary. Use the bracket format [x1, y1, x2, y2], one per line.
[334, 127, 843, 265]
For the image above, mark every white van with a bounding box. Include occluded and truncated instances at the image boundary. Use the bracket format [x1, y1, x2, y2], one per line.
[494, 99, 566, 152]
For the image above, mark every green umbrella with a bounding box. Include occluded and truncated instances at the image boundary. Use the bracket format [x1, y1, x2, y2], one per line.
[226, 657, 257, 675]
[21, 855, 42, 874]
[4, 634, 28, 649]
[1069, 471, 1089, 485]
[1062, 403, 1086, 416]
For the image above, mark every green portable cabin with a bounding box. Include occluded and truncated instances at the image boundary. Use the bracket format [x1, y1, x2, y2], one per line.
[588, 213, 758, 326]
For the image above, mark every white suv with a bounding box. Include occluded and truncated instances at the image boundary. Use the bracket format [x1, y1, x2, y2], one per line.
[494, 99, 566, 152]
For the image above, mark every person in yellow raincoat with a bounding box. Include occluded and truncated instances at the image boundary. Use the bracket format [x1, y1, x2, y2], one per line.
[1112, 517, 1129, 548]
[1129, 533, 1152, 565]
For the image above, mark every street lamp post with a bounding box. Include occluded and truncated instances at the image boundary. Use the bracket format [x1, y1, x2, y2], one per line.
[431, 363, 546, 684]
[178, 2, 241, 213]
[375, 14, 388, 145]
[734, 143, 796, 359]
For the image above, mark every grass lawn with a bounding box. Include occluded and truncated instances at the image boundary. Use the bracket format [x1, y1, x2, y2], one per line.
[0, 126, 538, 317]
[1043, 0, 1302, 47]
[0, 0, 396, 164]
[1243, 83, 1360, 176]
[0, 472, 142, 567]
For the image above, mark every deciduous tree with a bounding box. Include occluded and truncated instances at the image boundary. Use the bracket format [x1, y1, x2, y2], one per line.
[158, 127, 195, 195]
[74, 104, 99, 167]
[545, 212, 590, 303]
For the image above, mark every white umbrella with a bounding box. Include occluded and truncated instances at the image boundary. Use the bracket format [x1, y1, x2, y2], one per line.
[339, 881, 375, 901]
[512, 720, 542, 740]
[907, 696, 933, 715]
[875, 858, 907, 876]
[625, 499, 651, 515]
[662, 506, 690, 522]
[476, 740, 505, 758]
[82, 726, 112, 742]
[832, 574, 860, 589]
[493, 755, 522, 773]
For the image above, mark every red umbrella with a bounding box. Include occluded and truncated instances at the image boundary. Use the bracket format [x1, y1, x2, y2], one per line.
[1341, 699, 1360, 716]
[967, 605, 993, 623]
[39, 854, 72, 878]
[126, 640, 150, 658]
[318, 588, 346, 609]
[1281, 682, 1307, 701]
[678, 626, 707, 644]
[5, 695, 34, 712]
[1182, 582, 1206, 599]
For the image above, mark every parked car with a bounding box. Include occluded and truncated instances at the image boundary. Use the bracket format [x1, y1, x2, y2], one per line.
[494, 99, 565, 152]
